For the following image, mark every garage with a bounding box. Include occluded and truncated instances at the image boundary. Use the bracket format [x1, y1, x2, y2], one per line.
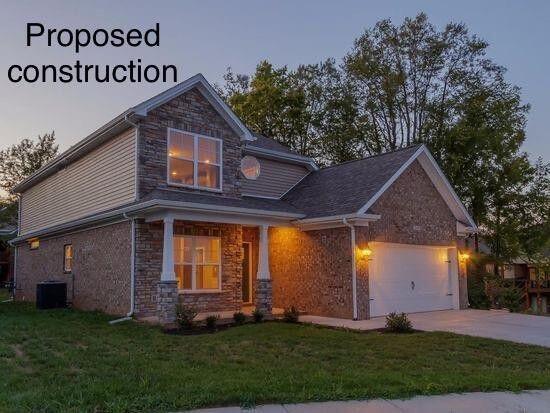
[368, 242, 459, 317]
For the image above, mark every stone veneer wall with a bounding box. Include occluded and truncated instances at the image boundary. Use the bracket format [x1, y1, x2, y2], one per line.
[134, 220, 243, 317]
[137, 87, 242, 199]
[15, 221, 132, 315]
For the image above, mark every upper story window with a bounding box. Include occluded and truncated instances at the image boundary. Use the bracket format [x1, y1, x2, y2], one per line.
[167, 128, 222, 191]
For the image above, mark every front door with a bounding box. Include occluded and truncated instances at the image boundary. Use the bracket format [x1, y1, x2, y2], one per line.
[242, 242, 252, 303]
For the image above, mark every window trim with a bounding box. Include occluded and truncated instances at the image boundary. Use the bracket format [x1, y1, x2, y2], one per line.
[63, 244, 73, 273]
[167, 127, 223, 192]
[174, 234, 222, 293]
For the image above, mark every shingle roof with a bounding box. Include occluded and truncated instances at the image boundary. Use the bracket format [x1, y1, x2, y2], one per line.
[246, 133, 298, 155]
[283, 145, 422, 218]
[142, 146, 422, 219]
[141, 189, 303, 216]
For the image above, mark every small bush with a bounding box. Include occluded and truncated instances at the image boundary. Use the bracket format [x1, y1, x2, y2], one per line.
[233, 311, 246, 325]
[205, 315, 219, 330]
[176, 303, 198, 330]
[468, 273, 491, 309]
[283, 306, 299, 323]
[385, 312, 413, 333]
[499, 285, 524, 312]
[252, 309, 264, 323]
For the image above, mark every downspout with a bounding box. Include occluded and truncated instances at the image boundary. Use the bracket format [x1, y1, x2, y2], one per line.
[343, 218, 358, 320]
[109, 213, 135, 324]
[109, 115, 139, 324]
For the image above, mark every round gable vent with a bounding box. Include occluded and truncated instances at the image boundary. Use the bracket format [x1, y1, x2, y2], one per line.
[241, 156, 261, 180]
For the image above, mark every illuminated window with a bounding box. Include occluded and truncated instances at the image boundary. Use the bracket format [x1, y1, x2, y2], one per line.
[241, 156, 261, 180]
[63, 244, 73, 273]
[29, 239, 39, 250]
[167, 128, 222, 190]
[173, 235, 221, 291]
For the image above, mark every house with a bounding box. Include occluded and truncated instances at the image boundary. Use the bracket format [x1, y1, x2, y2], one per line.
[474, 238, 550, 313]
[485, 259, 550, 313]
[10, 74, 477, 323]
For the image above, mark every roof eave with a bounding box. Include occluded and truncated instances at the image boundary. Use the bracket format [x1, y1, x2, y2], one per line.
[243, 145, 319, 171]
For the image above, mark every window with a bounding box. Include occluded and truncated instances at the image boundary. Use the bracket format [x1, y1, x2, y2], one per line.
[63, 244, 73, 273]
[29, 239, 39, 250]
[167, 128, 222, 190]
[173, 235, 221, 291]
[241, 155, 261, 180]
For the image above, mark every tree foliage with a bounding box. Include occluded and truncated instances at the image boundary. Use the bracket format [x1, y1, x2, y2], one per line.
[0, 132, 58, 196]
[217, 13, 548, 261]
[0, 132, 58, 229]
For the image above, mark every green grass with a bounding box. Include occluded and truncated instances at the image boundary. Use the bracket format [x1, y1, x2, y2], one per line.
[0, 288, 10, 301]
[1, 302, 550, 413]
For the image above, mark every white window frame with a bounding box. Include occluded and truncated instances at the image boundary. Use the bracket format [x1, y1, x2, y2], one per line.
[174, 235, 222, 293]
[167, 127, 223, 192]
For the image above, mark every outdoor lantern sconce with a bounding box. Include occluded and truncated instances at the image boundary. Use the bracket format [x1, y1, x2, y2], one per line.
[459, 252, 470, 262]
[357, 245, 373, 260]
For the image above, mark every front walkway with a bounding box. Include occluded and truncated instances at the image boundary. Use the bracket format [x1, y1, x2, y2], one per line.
[300, 309, 550, 347]
[187, 390, 550, 412]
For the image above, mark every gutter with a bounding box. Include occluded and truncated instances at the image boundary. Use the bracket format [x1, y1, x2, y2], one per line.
[243, 145, 318, 171]
[343, 218, 358, 320]
[11, 198, 304, 244]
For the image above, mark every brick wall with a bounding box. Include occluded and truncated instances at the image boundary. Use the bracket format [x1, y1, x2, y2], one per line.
[137, 87, 242, 199]
[270, 227, 355, 319]
[362, 160, 457, 246]
[134, 220, 243, 317]
[270, 160, 461, 319]
[15, 221, 131, 315]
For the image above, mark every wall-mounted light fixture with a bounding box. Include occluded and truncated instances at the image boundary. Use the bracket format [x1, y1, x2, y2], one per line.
[357, 245, 373, 259]
[459, 252, 470, 261]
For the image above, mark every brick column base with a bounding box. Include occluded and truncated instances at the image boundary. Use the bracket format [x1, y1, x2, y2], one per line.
[255, 279, 272, 315]
[157, 280, 178, 324]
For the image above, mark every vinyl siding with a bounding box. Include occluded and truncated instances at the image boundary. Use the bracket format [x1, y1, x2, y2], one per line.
[241, 157, 309, 199]
[20, 128, 136, 235]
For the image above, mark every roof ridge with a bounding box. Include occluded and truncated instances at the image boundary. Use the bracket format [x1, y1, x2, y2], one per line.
[318, 144, 423, 172]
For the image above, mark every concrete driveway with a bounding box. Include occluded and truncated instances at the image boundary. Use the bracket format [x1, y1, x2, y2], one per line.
[300, 309, 550, 347]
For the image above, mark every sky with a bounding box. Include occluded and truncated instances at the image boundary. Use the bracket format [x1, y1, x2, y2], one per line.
[0, 0, 548, 160]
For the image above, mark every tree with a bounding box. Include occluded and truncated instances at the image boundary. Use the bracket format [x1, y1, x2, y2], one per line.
[217, 60, 358, 163]
[0, 132, 58, 228]
[0, 132, 58, 197]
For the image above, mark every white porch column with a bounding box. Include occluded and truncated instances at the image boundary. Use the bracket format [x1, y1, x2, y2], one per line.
[160, 216, 176, 281]
[257, 224, 271, 280]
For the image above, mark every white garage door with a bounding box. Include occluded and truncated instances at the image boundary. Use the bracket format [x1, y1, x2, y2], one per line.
[369, 242, 459, 317]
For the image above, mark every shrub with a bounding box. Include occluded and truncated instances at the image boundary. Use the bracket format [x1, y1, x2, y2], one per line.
[499, 285, 524, 312]
[176, 303, 198, 330]
[283, 306, 299, 323]
[385, 312, 413, 333]
[205, 314, 219, 330]
[233, 311, 246, 325]
[468, 272, 491, 309]
[252, 309, 264, 323]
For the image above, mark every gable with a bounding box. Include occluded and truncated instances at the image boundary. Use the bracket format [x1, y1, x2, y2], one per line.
[132, 73, 253, 141]
[368, 160, 457, 244]
[138, 87, 242, 198]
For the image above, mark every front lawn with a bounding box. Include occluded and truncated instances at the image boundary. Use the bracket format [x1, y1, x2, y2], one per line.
[1, 301, 550, 413]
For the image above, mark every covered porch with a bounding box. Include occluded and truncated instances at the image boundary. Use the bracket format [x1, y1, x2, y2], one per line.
[129, 200, 303, 324]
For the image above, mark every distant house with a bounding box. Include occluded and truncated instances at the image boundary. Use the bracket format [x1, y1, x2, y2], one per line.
[478, 240, 550, 313]
[10, 74, 477, 323]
